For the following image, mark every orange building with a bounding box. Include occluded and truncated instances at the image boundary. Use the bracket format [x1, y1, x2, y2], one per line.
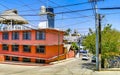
[0, 8, 75, 64]
[0, 28, 65, 64]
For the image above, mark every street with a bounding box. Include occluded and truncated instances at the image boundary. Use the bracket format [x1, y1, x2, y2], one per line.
[0, 57, 95, 75]
[0, 57, 119, 75]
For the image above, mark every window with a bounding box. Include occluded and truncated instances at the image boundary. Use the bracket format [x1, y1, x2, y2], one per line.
[36, 31, 45, 40]
[36, 59, 45, 64]
[23, 45, 31, 52]
[12, 57, 19, 61]
[22, 58, 31, 62]
[23, 31, 31, 40]
[2, 32, 9, 40]
[12, 32, 19, 40]
[2, 44, 8, 51]
[5, 56, 10, 61]
[12, 45, 19, 52]
[36, 46, 45, 53]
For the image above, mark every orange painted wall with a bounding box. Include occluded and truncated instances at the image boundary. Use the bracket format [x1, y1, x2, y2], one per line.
[0, 29, 64, 45]
[0, 29, 64, 63]
[0, 55, 4, 62]
[0, 29, 75, 64]
[0, 45, 63, 59]
[66, 50, 75, 58]
[45, 45, 64, 58]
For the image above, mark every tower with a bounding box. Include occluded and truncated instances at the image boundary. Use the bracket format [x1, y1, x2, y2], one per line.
[38, 6, 55, 28]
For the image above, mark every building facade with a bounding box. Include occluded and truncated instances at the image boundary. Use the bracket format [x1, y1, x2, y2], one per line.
[0, 28, 64, 64]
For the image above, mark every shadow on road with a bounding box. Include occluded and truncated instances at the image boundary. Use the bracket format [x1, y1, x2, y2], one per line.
[81, 62, 96, 70]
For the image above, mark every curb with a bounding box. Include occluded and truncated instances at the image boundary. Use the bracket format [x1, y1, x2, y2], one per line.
[50, 58, 75, 64]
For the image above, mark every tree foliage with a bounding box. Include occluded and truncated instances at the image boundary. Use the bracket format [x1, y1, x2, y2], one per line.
[71, 42, 79, 50]
[83, 24, 120, 59]
[64, 28, 71, 35]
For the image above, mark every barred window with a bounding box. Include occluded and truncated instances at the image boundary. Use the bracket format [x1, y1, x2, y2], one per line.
[2, 32, 9, 40]
[36, 46, 45, 53]
[23, 31, 31, 40]
[36, 31, 45, 40]
[2, 44, 8, 50]
[23, 45, 31, 52]
[12, 45, 19, 52]
[12, 32, 19, 40]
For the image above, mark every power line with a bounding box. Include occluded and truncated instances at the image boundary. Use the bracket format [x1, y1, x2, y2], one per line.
[18, 0, 47, 12]
[17, 0, 34, 10]
[100, 7, 120, 10]
[0, 3, 10, 9]
[56, 20, 92, 28]
[0, 8, 93, 16]
[53, 1, 90, 8]
[7, 0, 98, 12]
[50, 0, 103, 8]
[1, 7, 120, 16]
[48, 0, 93, 19]
[28, 15, 93, 21]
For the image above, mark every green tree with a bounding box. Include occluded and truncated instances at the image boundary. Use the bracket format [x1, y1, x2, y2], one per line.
[71, 42, 79, 55]
[83, 24, 120, 63]
[64, 28, 71, 35]
[71, 42, 79, 50]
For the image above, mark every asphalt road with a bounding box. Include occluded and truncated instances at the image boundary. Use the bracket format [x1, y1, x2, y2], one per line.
[0, 57, 95, 75]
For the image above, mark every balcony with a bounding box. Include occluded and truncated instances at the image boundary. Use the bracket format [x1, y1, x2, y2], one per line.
[0, 25, 32, 31]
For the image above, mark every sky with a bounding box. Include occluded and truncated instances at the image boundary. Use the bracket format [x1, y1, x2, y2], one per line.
[0, 0, 120, 35]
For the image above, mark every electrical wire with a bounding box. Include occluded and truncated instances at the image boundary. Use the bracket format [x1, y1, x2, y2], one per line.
[27, 15, 93, 21]
[53, 1, 89, 8]
[56, 20, 92, 28]
[17, 0, 34, 10]
[48, 0, 94, 20]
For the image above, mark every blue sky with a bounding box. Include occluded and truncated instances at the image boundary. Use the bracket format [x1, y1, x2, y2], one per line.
[0, 0, 120, 35]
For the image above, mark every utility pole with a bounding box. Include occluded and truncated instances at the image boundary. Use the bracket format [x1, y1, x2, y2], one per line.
[98, 14, 102, 70]
[89, 0, 103, 71]
[89, 0, 99, 71]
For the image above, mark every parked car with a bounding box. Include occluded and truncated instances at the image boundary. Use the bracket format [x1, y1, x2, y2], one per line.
[91, 55, 96, 63]
[82, 54, 89, 60]
[79, 50, 88, 54]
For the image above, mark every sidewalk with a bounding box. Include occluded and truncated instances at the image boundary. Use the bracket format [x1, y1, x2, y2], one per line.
[92, 71, 120, 75]
[0, 61, 49, 66]
[50, 58, 76, 64]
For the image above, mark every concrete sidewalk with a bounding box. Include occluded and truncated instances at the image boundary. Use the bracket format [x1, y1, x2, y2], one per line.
[50, 58, 76, 64]
[92, 71, 120, 75]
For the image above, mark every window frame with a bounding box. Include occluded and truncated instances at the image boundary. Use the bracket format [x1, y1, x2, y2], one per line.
[35, 59, 45, 63]
[22, 58, 31, 62]
[12, 45, 19, 52]
[2, 32, 9, 40]
[23, 31, 31, 40]
[23, 45, 31, 53]
[36, 31, 45, 40]
[12, 32, 19, 40]
[12, 57, 19, 61]
[36, 46, 45, 53]
[2, 44, 9, 51]
[5, 56, 10, 61]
